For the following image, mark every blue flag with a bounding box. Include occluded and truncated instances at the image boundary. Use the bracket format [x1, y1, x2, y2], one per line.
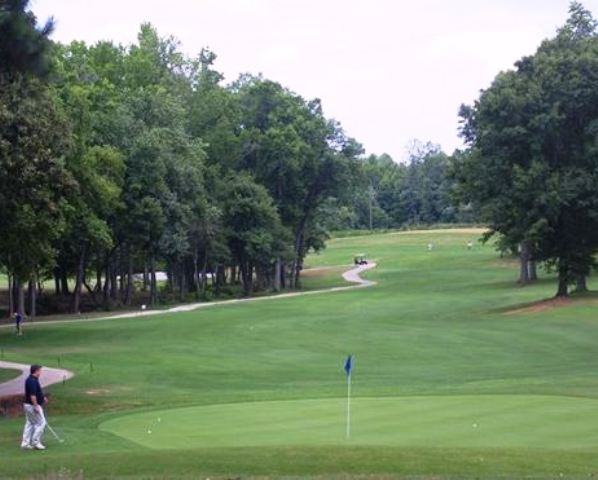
[344, 355, 353, 377]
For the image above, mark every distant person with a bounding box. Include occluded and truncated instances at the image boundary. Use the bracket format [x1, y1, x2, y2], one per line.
[467, 242, 473, 250]
[14, 311, 23, 336]
[427, 243, 433, 251]
[21, 364, 47, 450]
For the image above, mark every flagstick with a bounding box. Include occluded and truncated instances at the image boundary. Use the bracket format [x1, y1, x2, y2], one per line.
[346, 372, 351, 439]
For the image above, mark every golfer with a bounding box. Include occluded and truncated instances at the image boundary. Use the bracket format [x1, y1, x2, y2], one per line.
[21, 364, 47, 450]
[14, 311, 23, 336]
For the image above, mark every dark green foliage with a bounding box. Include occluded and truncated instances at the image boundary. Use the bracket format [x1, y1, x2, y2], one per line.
[0, 0, 54, 80]
[330, 144, 467, 231]
[0, 14, 362, 314]
[454, 1, 598, 297]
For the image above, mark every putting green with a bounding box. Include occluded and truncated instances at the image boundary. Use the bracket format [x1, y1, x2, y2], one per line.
[100, 394, 598, 450]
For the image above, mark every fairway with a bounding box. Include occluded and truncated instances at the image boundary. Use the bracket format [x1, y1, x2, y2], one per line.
[6, 1, 598, 477]
[101, 395, 598, 450]
[2, 229, 598, 478]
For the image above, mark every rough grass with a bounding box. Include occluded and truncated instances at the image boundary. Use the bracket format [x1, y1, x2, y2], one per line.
[1, 229, 597, 479]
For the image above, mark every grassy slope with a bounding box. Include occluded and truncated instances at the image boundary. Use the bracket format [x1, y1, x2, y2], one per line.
[1, 229, 598, 478]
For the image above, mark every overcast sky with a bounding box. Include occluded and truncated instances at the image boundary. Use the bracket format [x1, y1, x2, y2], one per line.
[31, 0, 598, 161]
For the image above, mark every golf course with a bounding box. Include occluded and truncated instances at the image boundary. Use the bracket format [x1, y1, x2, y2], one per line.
[2, 228, 598, 478]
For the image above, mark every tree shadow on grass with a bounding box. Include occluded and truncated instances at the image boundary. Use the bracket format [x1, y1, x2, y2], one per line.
[491, 290, 598, 316]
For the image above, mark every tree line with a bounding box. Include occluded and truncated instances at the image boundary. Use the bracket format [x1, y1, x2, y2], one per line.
[7, 0, 589, 314]
[0, 1, 364, 316]
[321, 141, 475, 231]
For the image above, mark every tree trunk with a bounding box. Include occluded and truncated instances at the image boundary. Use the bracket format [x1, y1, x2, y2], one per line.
[216, 265, 225, 294]
[12, 276, 18, 314]
[274, 258, 282, 292]
[281, 262, 287, 289]
[193, 250, 200, 297]
[518, 241, 531, 285]
[255, 266, 264, 291]
[201, 252, 209, 293]
[103, 261, 110, 305]
[143, 260, 149, 292]
[7, 273, 14, 318]
[125, 248, 134, 305]
[119, 269, 125, 294]
[83, 276, 98, 305]
[53, 268, 60, 295]
[179, 263, 186, 300]
[167, 266, 174, 293]
[575, 275, 588, 293]
[27, 280, 32, 315]
[239, 263, 248, 295]
[290, 218, 307, 289]
[150, 254, 158, 306]
[17, 279, 25, 317]
[95, 263, 102, 293]
[60, 269, 69, 296]
[528, 260, 538, 282]
[556, 265, 569, 298]
[110, 257, 118, 301]
[71, 246, 86, 313]
[240, 261, 254, 296]
[29, 277, 36, 318]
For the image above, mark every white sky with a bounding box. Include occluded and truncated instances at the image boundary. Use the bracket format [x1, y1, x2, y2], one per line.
[31, 0, 598, 161]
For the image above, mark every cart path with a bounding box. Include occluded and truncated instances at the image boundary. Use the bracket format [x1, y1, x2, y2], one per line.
[0, 263, 376, 329]
[0, 361, 74, 398]
[0, 264, 375, 397]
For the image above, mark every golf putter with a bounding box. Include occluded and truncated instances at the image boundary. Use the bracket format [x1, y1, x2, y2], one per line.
[46, 423, 65, 443]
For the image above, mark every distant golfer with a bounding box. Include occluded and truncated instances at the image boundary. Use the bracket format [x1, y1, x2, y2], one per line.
[14, 311, 23, 336]
[21, 364, 47, 450]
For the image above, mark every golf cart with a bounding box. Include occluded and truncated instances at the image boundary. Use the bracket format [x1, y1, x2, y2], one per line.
[353, 254, 368, 265]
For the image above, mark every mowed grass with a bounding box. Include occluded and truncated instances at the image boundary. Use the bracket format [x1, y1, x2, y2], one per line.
[101, 395, 598, 450]
[0, 367, 20, 382]
[1, 229, 598, 478]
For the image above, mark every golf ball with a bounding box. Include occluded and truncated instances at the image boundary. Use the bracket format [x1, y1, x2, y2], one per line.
[473, 423, 478, 428]
[147, 429, 152, 434]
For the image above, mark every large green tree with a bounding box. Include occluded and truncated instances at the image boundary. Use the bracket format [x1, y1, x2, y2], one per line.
[234, 78, 361, 287]
[0, 0, 73, 315]
[454, 1, 598, 297]
[0, 0, 54, 80]
[221, 173, 287, 296]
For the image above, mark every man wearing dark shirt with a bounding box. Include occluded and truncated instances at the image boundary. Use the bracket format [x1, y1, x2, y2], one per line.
[21, 364, 47, 450]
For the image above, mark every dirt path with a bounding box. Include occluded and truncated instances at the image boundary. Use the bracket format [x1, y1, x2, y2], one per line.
[0, 361, 74, 399]
[0, 263, 377, 330]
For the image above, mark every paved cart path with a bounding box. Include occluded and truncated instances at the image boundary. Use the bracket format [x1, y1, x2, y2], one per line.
[0, 263, 375, 397]
[0, 263, 377, 330]
[0, 361, 74, 398]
